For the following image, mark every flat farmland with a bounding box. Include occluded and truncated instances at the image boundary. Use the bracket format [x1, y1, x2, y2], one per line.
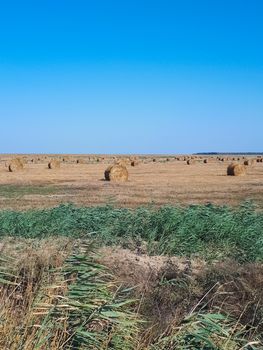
[0, 155, 262, 209]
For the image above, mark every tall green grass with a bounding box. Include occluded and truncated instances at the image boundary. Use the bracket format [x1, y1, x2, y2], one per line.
[33, 243, 140, 349]
[149, 312, 262, 350]
[0, 202, 262, 262]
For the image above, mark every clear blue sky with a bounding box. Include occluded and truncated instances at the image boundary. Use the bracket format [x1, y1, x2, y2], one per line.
[0, 0, 262, 154]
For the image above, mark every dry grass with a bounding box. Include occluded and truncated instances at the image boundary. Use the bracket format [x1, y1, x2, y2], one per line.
[0, 237, 73, 349]
[100, 246, 263, 346]
[0, 239, 141, 349]
[1, 239, 262, 349]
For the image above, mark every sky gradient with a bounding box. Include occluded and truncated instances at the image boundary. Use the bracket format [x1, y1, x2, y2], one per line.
[0, 1, 262, 154]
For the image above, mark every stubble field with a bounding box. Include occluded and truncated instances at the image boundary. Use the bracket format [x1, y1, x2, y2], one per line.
[0, 154, 263, 209]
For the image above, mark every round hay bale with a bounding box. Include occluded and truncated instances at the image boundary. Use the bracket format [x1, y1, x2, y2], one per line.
[227, 163, 246, 176]
[130, 156, 139, 165]
[8, 158, 24, 172]
[187, 159, 195, 165]
[104, 164, 128, 182]
[244, 159, 255, 166]
[203, 159, 208, 164]
[48, 160, 60, 169]
[76, 159, 85, 164]
[62, 156, 70, 162]
[152, 158, 156, 162]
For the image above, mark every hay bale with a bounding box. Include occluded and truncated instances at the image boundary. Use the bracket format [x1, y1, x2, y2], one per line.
[203, 159, 208, 164]
[187, 159, 195, 165]
[152, 158, 156, 162]
[62, 156, 70, 162]
[76, 159, 85, 164]
[104, 164, 128, 182]
[8, 158, 24, 172]
[244, 159, 255, 166]
[130, 157, 139, 167]
[227, 163, 246, 176]
[48, 159, 60, 169]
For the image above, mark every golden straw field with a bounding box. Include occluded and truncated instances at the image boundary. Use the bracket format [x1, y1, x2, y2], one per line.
[0, 154, 262, 210]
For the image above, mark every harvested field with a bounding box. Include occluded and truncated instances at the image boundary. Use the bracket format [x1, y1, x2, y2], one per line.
[0, 154, 262, 209]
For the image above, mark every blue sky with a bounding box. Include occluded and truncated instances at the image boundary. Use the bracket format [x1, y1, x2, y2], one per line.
[0, 0, 262, 154]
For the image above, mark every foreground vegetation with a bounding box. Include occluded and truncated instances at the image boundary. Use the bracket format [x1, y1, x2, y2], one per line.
[0, 201, 262, 262]
[0, 202, 263, 349]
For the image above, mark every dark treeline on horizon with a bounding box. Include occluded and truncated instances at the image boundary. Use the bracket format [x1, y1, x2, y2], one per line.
[195, 152, 263, 155]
